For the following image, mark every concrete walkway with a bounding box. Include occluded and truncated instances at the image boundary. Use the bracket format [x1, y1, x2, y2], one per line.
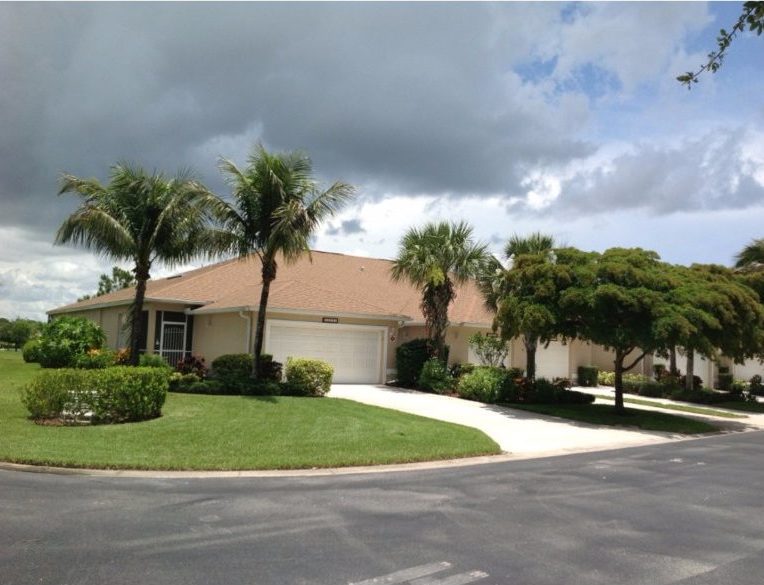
[329, 384, 690, 457]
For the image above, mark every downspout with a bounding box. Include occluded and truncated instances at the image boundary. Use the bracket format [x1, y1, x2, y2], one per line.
[238, 310, 252, 353]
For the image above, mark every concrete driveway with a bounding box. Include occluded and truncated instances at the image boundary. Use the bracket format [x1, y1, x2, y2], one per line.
[329, 384, 686, 457]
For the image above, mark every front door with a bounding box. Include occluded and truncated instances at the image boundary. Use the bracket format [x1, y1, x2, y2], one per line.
[160, 321, 187, 367]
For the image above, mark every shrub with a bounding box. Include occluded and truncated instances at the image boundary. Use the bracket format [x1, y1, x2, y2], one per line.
[555, 389, 596, 404]
[186, 380, 226, 395]
[749, 374, 764, 396]
[37, 316, 106, 368]
[731, 379, 748, 395]
[168, 372, 201, 392]
[139, 353, 171, 369]
[577, 366, 598, 387]
[176, 355, 207, 378]
[506, 367, 524, 379]
[449, 362, 476, 378]
[22, 367, 168, 423]
[114, 348, 131, 365]
[553, 377, 572, 391]
[418, 358, 454, 394]
[467, 332, 509, 367]
[622, 373, 652, 394]
[598, 370, 615, 386]
[242, 380, 282, 396]
[679, 374, 703, 390]
[258, 354, 283, 382]
[73, 348, 116, 369]
[669, 388, 731, 405]
[457, 367, 506, 403]
[716, 373, 733, 391]
[284, 358, 334, 397]
[637, 381, 666, 398]
[653, 364, 667, 380]
[395, 338, 435, 387]
[211, 353, 252, 392]
[22, 338, 42, 363]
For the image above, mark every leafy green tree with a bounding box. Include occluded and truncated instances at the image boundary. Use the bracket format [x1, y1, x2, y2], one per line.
[467, 332, 509, 367]
[0, 318, 42, 350]
[670, 264, 764, 389]
[215, 145, 354, 378]
[678, 1, 764, 87]
[37, 316, 106, 368]
[561, 248, 687, 412]
[391, 221, 488, 362]
[56, 164, 219, 365]
[78, 266, 137, 302]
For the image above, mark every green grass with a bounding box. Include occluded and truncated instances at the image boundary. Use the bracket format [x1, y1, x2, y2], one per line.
[0, 352, 499, 470]
[714, 400, 764, 413]
[507, 403, 719, 434]
[593, 394, 746, 419]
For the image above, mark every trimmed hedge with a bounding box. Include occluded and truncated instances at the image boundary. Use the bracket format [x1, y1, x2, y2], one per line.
[22, 367, 168, 424]
[577, 366, 598, 387]
[210, 353, 283, 393]
[395, 338, 434, 387]
[284, 358, 334, 397]
[418, 358, 454, 394]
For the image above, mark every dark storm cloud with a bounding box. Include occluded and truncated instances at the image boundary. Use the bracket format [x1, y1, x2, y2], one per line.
[326, 219, 366, 237]
[0, 1, 594, 235]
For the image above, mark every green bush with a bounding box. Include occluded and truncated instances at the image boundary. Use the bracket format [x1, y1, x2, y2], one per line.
[139, 353, 171, 368]
[168, 372, 201, 392]
[506, 367, 524, 379]
[22, 367, 168, 423]
[418, 358, 454, 394]
[749, 375, 764, 396]
[577, 366, 598, 387]
[284, 358, 334, 397]
[731, 379, 748, 395]
[669, 388, 732, 405]
[210, 353, 252, 392]
[242, 380, 282, 396]
[22, 338, 42, 363]
[175, 355, 208, 378]
[598, 370, 615, 386]
[258, 354, 283, 382]
[554, 388, 596, 404]
[457, 367, 506, 403]
[467, 332, 509, 367]
[73, 348, 116, 369]
[449, 362, 476, 378]
[716, 373, 733, 391]
[636, 381, 666, 398]
[186, 380, 225, 395]
[395, 338, 435, 387]
[37, 316, 106, 368]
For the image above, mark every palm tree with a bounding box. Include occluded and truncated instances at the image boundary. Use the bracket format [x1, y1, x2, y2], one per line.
[56, 163, 220, 365]
[391, 221, 488, 362]
[493, 232, 556, 380]
[215, 145, 355, 378]
[735, 238, 764, 271]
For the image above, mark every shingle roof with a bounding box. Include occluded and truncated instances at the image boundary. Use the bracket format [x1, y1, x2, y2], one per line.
[49, 251, 494, 325]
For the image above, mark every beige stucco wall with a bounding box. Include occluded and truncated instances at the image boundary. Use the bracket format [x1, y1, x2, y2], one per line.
[392, 324, 494, 369]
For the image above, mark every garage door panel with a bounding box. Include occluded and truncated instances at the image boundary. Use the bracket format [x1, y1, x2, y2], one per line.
[267, 323, 383, 384]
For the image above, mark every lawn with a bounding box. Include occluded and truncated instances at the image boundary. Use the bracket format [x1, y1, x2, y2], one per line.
[715, 400, 764, 413]
[0, 352, 499, 470]
[508, 403, 719, 434]
[593, 394, 746, 419]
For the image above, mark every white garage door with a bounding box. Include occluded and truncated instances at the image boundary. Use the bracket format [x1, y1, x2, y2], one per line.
[536, 340, 570, 380]
[266, 321, 384, 384]
[733, 359, 764, 381]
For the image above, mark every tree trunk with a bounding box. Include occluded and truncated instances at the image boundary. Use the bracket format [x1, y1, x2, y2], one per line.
[685, 349, 695, 391]
[669, 346, 678, 376]
[252, 256, 277, 379]
[423, 282, 453, 363]
[524, 337, 538, 381]
[613, 350, 625, 414]
[128, 265, 150, 367]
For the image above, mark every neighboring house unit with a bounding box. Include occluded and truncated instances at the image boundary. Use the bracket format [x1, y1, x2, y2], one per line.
[48, 249, 660, 384]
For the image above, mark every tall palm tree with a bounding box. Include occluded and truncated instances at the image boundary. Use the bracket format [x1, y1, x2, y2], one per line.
[215, 145, 355, 378]
[735, 238, 764, 271]
[56, 164, 220, 365]
[391, 221, 488, 362]
[491, 232, 556, 380]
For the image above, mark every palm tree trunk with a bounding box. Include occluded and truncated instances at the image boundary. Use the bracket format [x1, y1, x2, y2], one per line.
[252, 256, 276, 378]
[524, 337, 538, 381]
[685, 349, 695, 391]
[128, 266, 149, 367]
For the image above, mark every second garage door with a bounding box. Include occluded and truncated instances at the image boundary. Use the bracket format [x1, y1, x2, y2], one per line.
[265, 321, 385, 384]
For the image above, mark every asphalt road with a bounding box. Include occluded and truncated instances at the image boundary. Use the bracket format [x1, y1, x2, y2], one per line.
[2, 432, 764, 585]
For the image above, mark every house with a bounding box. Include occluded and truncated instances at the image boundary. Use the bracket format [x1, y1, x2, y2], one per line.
[49, 250, 655, 384]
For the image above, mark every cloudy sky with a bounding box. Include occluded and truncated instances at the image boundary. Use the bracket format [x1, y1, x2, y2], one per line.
[1, 2, 763, 320]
